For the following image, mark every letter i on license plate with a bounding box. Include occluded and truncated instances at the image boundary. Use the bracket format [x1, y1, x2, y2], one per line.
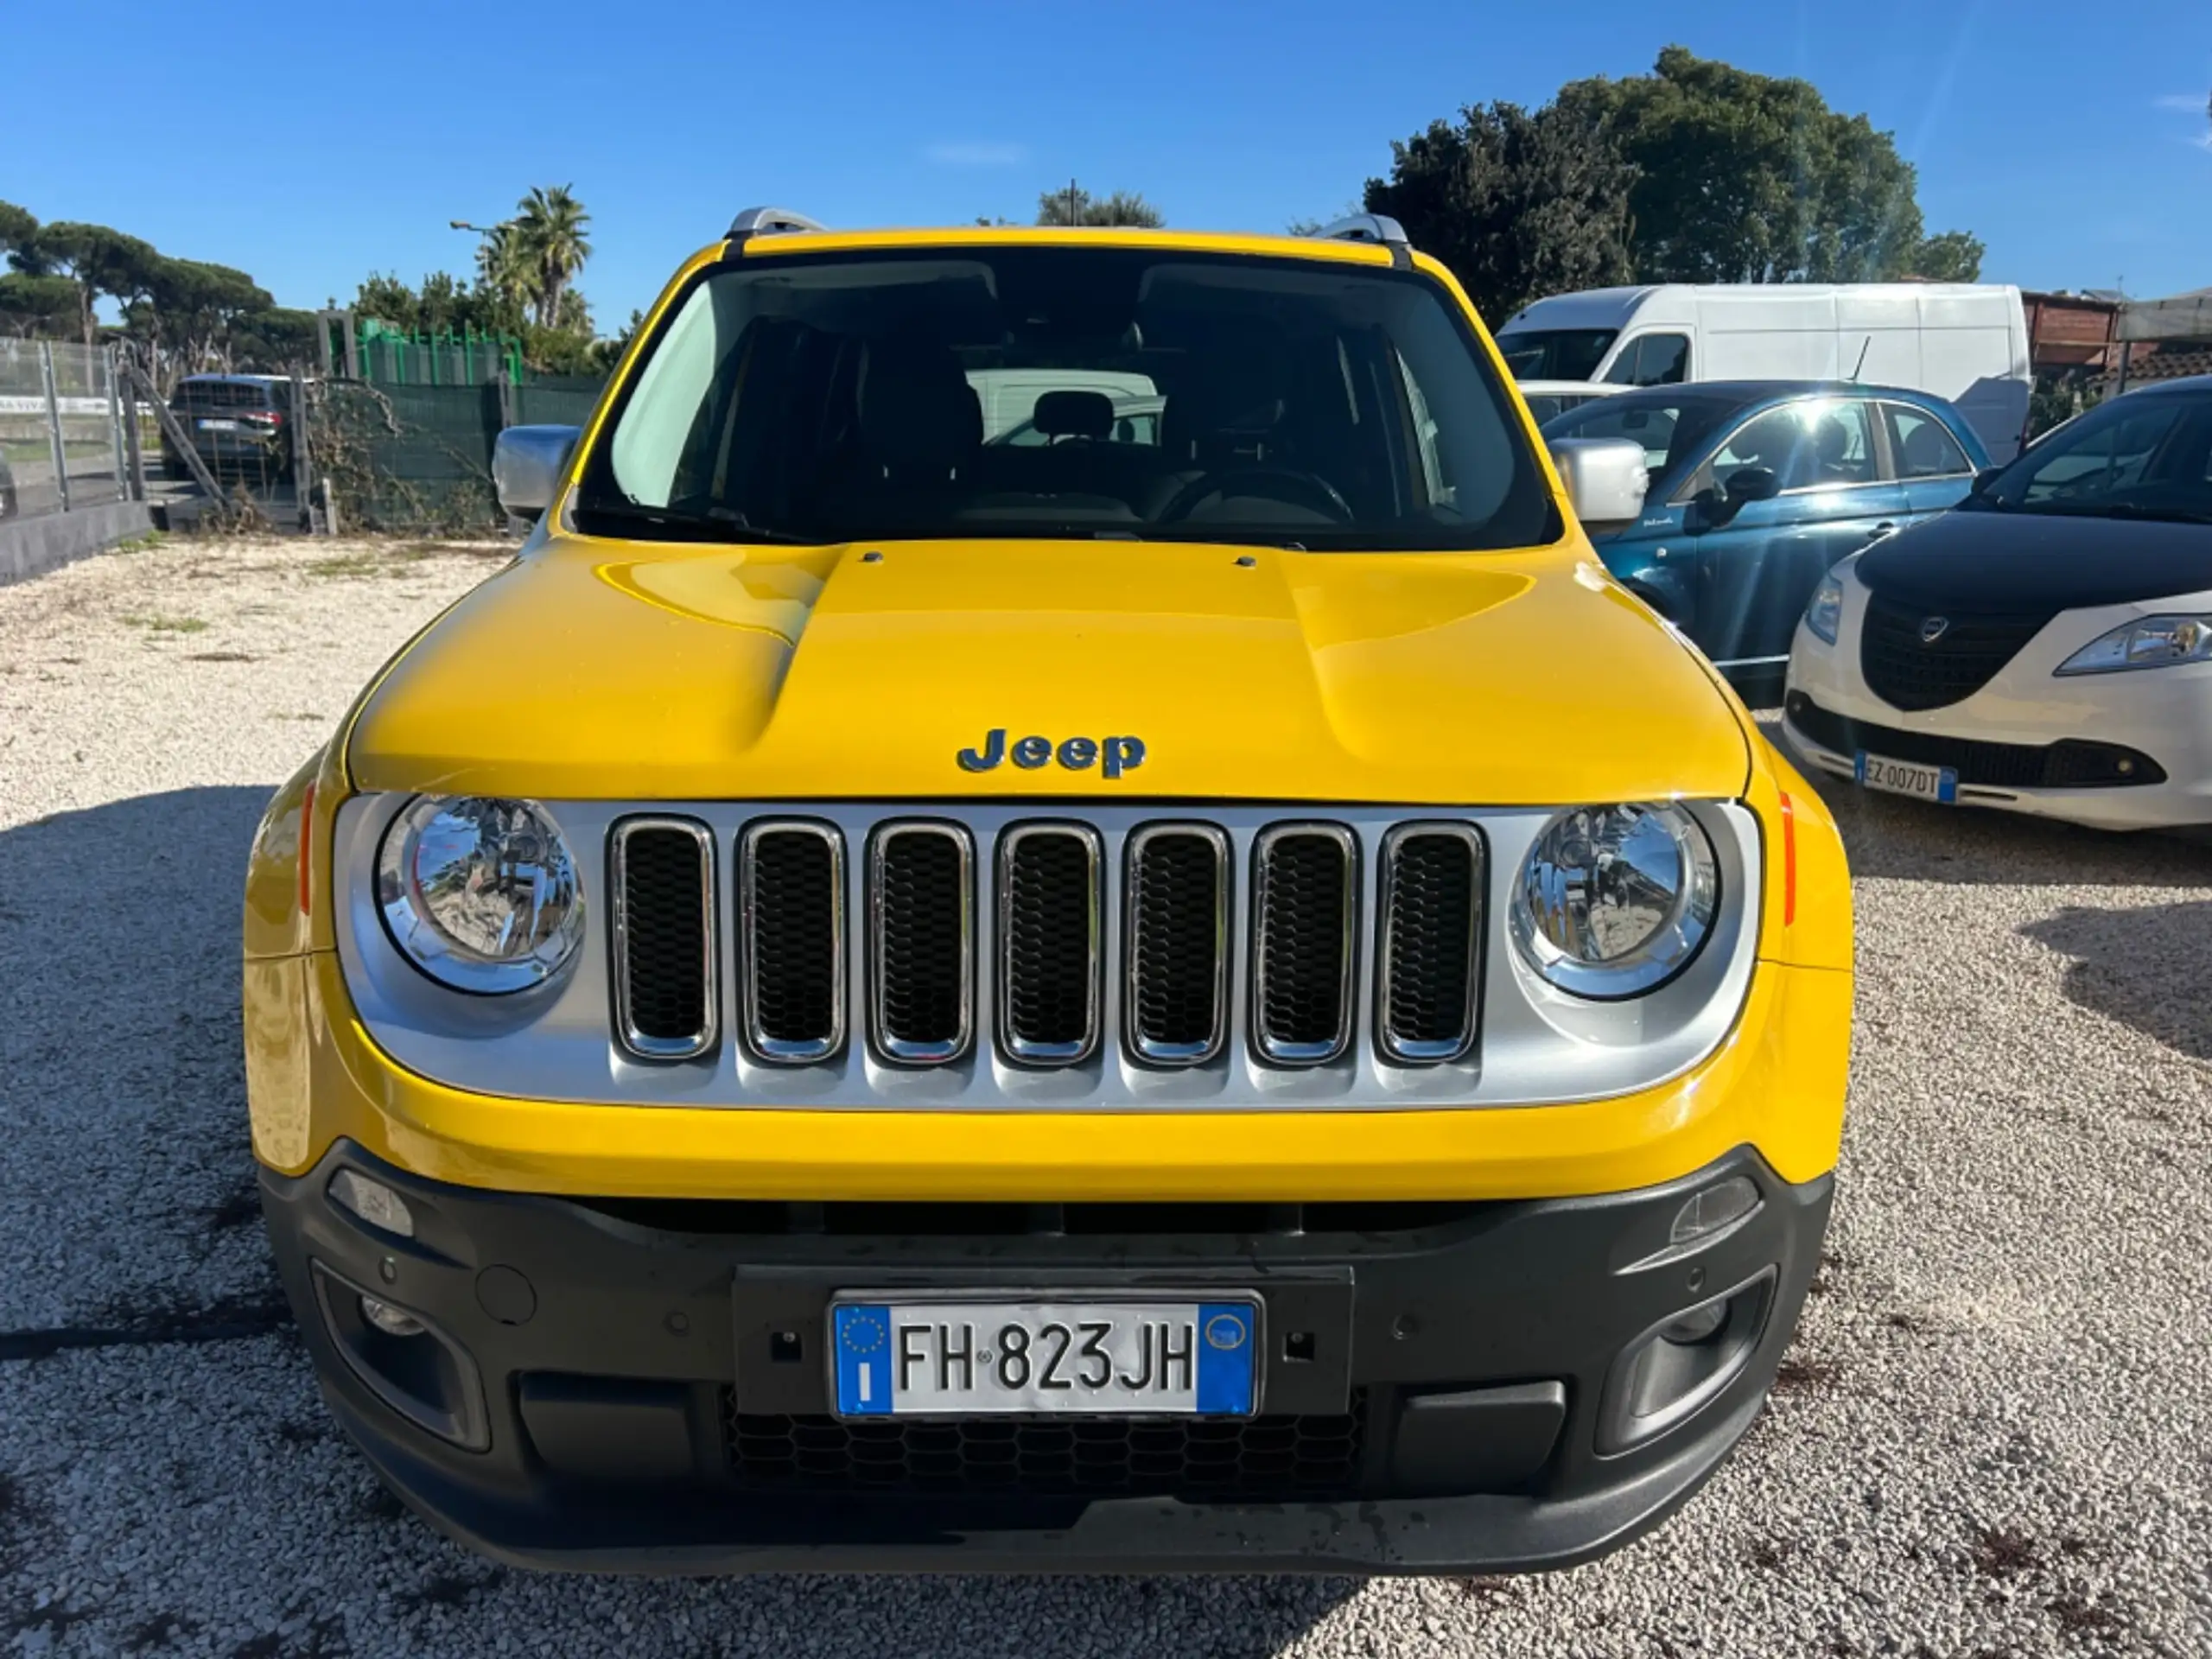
[830, 1299, 1258, 1416]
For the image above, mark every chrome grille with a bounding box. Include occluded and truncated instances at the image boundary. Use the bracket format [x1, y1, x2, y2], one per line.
[609, 817, 717, 1059]
[1376, 824, 1482, 1064]
[869, 823, 975, 1064]
[740, 821, 844, 1064]
[997, 824, 1102, 1064]
[1125, 824, 1229, 1066]
[1251, 824, 1357, 1065]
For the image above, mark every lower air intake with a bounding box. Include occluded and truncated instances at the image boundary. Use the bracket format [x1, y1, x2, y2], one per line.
[728, 1391, 1368, 1498]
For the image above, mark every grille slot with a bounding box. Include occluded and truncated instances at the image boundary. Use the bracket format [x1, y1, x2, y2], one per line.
[997, 824, 1102, 1065]
[1859, 593, 2051, 712]
[1377, 824, 1483, 1064]
[1251, 824, 1357, 1066]
[740, 821, 845, 1063]
[1125, 824, 1230, 1066]
[728, 1391, 1368, 1498]
[608, 818, 716, 1060]
[869, 823, 974, 1064]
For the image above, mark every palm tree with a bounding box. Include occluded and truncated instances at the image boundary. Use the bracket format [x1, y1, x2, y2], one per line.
[512, 186, 592, 331]
[473, 222, 532, 327]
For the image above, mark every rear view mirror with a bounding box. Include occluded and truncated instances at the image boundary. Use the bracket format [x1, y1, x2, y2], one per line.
[1549, 437, 1649, 530]
[493, 424, 582, 519]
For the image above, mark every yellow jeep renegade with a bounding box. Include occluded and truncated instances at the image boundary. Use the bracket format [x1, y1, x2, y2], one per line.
[244, 209, 1851, 1573]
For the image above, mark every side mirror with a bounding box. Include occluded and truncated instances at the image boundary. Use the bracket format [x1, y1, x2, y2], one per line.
[493, 424, 581, 518]
[1723, 466, 1779, 505]
[1969, 466, 2004, 496]
[1549, 436, 1649, 531]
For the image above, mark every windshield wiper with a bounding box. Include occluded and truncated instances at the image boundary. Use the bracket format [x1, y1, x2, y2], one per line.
[573, 498, 817, 544]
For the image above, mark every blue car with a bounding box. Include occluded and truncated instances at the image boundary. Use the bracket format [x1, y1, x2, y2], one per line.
[1541, 381, 1990, 693]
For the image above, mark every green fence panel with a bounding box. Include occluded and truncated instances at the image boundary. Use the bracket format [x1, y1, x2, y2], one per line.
[315, 377, 610, 533]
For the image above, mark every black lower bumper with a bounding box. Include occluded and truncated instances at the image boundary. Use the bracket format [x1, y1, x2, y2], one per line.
[262, 1145, 1832, 1573]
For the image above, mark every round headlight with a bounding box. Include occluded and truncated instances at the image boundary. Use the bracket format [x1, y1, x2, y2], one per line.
[377, 796, 583, 994]
[1510, 804, 1718, 999]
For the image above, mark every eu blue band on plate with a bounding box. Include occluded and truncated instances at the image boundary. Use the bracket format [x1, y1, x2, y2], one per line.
[834, 1304, 894, 1415]
[1196, 1301, 1256, 1415]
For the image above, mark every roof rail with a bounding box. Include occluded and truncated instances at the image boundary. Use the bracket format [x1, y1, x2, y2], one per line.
[1308, 213, 1411, 269]
[727, 207, 827, 241]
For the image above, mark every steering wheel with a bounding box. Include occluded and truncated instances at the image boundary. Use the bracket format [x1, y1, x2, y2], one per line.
[1155, 467, 1355, 524]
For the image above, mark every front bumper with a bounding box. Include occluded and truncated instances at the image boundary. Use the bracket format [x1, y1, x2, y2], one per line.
[1785, 607, 2212, 831]
[265, 1140, 1831, 1574]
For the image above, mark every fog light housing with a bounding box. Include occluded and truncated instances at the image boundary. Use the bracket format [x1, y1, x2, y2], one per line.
[329, 1169, 414, 1238]
[1597, 1267, 1777, 1454]
[310, 1263, 487, 1450]
[359, 1295, 425, 1338]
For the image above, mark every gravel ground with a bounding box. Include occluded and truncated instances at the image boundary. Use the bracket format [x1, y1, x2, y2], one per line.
[2, 533, 2209, 1657]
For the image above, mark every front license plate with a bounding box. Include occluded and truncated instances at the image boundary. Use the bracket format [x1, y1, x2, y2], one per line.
[1855, 751, 1957, 803]
[830, 1298, 1258, 1417]
[196, 417, 240, 432]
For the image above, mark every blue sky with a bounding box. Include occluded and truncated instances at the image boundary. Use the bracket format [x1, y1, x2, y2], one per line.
[10, 0, 2209, 327]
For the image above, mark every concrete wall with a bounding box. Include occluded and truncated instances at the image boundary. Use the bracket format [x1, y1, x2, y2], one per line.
[0, 499, 157, 588]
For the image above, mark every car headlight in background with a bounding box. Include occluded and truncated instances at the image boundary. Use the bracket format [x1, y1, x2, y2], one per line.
[1804, 569, 1845, 645]
[377, 796, 583, 993]
[1511, 804, 1719, 999]
[2055, 614, 2212, 676]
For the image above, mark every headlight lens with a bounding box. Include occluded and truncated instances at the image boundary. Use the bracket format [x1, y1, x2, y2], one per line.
[1805, 569, 1845, 645]
[1511, 804, 1719, 999]
[2055, 614, 2212, 676]
[377, 796, 583, 993]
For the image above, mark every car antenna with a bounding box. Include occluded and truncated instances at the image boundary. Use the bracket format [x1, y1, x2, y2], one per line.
[1847, 336, 1871, 383]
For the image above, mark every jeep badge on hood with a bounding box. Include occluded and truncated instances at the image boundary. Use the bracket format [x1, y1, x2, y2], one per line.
[957, 728, 1146, 779]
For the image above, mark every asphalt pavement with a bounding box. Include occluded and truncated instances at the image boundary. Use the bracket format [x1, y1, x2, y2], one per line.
[1, 536, 2207, 1656]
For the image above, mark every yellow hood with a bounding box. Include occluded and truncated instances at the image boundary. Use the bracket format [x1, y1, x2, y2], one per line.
[346, 535, 1749, 804]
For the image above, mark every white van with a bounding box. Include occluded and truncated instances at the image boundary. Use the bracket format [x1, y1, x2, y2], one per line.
[1496, 283, 2033, 461]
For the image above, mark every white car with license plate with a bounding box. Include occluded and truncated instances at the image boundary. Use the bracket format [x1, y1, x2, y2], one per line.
[1783, 377, 2212, 830]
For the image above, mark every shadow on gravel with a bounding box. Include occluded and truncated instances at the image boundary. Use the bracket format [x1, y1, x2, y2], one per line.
[2019, 901, 2212, 1060]
[0, 785, 283, 1342]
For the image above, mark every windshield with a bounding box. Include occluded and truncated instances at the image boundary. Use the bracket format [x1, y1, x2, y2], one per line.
[1967, 388, 2212, 523]
[577, 247, 1554, 550]
[1539, 390, 1742, 482]
[1495, 328, 1616, 382]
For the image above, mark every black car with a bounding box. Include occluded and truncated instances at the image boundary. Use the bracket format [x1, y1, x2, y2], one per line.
[162, 374, 294, 483]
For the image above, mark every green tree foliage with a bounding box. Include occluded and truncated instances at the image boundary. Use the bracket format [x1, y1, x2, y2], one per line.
[0, 272, 79, 335]
[1898, 230, 1985, 283]
[0, 200, 41, 270]
[1363, 102, 1637, 321]
[1035, 187, 1165, 227]
[1559, 48, 1968, 283]
[33, 222, 161, 345]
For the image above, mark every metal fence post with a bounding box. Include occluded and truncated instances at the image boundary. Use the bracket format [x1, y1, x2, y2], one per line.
[119, 361, 147, 502]
[39, 341, 71, 514]
[105, 345, 128, 501]
[289, 369, 319, 534]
